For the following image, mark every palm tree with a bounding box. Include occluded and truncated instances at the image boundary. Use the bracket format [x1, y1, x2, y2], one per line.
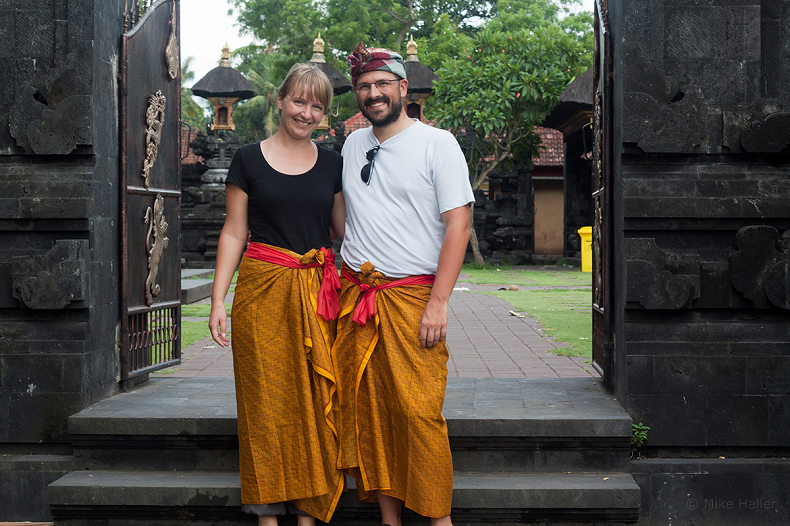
[181, 56, 207, 128]
[231, 49, 279, 144]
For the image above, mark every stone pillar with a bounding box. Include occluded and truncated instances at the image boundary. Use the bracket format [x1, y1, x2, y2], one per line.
[478, 166, 534, 264]
[0, 0, 126, 520]
[181, 129, 240, 268]
[608, 1, 790, 524]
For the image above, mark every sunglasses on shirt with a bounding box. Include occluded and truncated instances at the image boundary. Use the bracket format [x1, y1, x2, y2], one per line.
[361, 146, 380, 186]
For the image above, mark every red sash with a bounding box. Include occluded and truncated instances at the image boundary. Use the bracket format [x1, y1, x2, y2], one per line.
[341, 267, 435, 326]
[245, 243, 341, 320]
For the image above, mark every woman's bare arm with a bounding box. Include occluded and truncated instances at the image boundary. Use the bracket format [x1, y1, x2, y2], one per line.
[329, 190, 346, 241]
[209, 184, 249, 346]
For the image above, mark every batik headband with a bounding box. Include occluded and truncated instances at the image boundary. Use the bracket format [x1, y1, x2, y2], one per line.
[347, 42, 407, 86]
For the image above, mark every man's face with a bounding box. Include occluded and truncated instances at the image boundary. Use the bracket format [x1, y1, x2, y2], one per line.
[355, 71, 407, 127]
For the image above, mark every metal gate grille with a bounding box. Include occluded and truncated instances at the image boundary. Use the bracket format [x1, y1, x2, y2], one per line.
[127, 302, 180, 372]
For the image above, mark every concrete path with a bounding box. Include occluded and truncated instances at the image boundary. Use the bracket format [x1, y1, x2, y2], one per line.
[157, 281, 597, 380]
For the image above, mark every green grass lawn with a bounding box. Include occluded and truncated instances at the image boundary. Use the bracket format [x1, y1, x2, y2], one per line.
[178, 271, 237, 347]
[486, 288, 592, 359]
[181, 302, 232, 318]
[458, 264, 593, 359]
[459, 264, 591, 287]
[181, 320, 213, 347]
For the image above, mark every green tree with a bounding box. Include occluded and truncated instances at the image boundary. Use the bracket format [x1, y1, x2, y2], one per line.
[229, 0, 497, 73]
[181, 56, 207, 128]
[414, 13, 474, 71]
[487, 0, 593, 61]
[432, 3, 590, 264]
[227, 0, 500, 131]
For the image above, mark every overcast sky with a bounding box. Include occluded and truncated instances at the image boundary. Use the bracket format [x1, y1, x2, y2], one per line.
[180, 0, 597, 88]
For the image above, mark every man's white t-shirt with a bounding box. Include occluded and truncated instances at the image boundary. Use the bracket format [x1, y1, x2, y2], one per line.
[341, 121, 475, 278]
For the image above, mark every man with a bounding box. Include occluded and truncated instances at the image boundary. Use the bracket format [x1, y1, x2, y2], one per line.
[334, 43, 474, 526]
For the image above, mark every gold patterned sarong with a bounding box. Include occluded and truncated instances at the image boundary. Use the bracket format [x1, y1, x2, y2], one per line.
[231, 245, 343, 521]
[334, 262, 453, 518]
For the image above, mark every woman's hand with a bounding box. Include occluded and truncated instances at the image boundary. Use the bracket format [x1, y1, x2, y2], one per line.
[209, 302, 230, 347]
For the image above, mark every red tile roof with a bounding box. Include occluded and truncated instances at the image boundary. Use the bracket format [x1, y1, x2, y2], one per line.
[343, 112, 373, 134]
[180, 126, 204, 165]
[534, 127, 563, 167]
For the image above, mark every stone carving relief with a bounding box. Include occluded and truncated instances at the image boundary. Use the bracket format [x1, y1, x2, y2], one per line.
[593, 198, 603, 307]
[731, 226, 790, 310]
[142, 91, 166, 188]
[740, 112, 790, 153]
[165, 1, 179, 80]
[144, 194, 169, 306]
[622, 58, 707, 153]
[9, 52, 91, 155]
[625, 238, 700, 309]
[722, 99, 783, 153]
[11, 240, 88, 309]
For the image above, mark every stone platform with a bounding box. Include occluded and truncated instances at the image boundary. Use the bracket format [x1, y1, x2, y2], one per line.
[49, 377, 639, 525]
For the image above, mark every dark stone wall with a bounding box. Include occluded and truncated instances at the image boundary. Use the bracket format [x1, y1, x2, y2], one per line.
[0, 0, 125, 519]
[609, 1, 790, 523]
[613, 0, 790, 448]
[1, 0, 124, 444]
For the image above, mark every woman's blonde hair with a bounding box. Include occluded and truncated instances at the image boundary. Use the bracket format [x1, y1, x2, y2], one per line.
[278, 63, 333, 114]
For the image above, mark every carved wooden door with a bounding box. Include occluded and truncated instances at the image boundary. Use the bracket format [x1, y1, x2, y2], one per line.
[120, 0, 181, 384]
[592, 0, 613, 385]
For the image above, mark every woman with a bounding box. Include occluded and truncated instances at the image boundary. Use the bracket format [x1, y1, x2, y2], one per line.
[209, 63, 346, 526]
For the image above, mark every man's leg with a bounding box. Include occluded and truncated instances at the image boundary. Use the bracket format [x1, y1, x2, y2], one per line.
[377, 490, 403, 526]
[377, 490, 453, 526]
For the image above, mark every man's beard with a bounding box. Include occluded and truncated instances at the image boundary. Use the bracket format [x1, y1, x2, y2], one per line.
[361, 94, 404, 127]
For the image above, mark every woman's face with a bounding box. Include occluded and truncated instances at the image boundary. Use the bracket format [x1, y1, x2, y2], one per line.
[277, 88, 326, 141]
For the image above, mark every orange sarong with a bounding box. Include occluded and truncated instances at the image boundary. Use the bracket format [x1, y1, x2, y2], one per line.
[334, 262, 453, 518]
[231, 244, 344, 521]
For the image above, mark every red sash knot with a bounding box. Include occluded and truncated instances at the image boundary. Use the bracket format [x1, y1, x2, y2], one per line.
[341, 267, 435, 326]
[245, 243, 341, 320]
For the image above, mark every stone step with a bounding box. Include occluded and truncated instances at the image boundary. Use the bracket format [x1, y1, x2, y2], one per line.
[0, 454, 73, 523]
[67, 378, 632, 474]
[181, 278, 213, 304]
[181, 268, 214, 279]
[49, 470, 641, 525]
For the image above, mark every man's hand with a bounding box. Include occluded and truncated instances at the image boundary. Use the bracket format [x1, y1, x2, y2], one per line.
[420, 297, 448, 348]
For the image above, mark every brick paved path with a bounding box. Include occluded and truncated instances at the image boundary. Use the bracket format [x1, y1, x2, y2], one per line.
[156, 284, 596, 380]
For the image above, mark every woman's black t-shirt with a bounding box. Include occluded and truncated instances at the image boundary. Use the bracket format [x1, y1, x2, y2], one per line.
[225, 142, 343, 255]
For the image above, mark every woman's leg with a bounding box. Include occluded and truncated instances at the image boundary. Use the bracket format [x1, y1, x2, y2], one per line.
[244, 502, 285, 525]
[429, 516, 452, 526]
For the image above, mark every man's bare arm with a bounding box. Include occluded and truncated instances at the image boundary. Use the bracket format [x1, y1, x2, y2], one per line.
[419, 203, 472, 348]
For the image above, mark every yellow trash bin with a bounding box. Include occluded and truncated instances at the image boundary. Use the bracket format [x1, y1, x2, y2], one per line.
[578, 226, 592, 273]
